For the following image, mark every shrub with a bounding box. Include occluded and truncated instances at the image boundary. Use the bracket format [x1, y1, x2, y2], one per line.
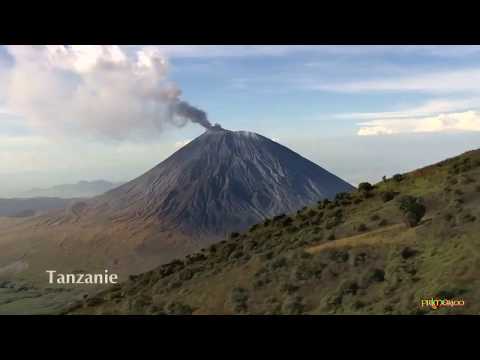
[363, 192, 374, 199]
[397, 195, 426, 227]
[392, 174, 404, 182]
[449, 178, 458, 185]
[401, 247, 418, 259]
[307, 209, 317, 217]
[337, 280, 359, 296]
[325, 217, 341, 230]
[281, 296, 305, 315]
[230, 232, 240, 239]
[357, 223, 367, 232]
[164, 301, 193, 315]
[378, 219, 388, 227]
[335, 192, 351, 202]
[230, 287, 249, 312]
[280, 283, 299, 294]
[461, 176, 475, 184]
[327, 233, 336, 241]
[333, 208, 343, 218]
[229, 250, 244, 260]
[370, 269, 385, 282]
[460, 213, 476, 223]
[330, 250, 349, 263]
[381, 191, 396, 203]
[269, 256, 288, 270]
[273, 214, 286, 222]
[260, 251, 274, 261]
[282, 217, 294, 227]
[358, 182, 373, 193]
[286, 225, 298, 234]
[370, 214, 380, 221]
[326, 202, 337, 210]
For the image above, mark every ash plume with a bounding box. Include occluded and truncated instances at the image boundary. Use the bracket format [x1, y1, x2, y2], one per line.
[3, 45, 219, 140]
[171, 100, 213, 129]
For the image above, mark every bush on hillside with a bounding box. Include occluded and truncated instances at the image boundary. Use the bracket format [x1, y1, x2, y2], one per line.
[164, 301, 193, 315]
[282, 217, 293, 227]
[378, 219, 388, 227]
[358, 182, 373, 193]
[281, 295, 305, 315]
[397, 195, 426, 227]
[381, 191, 396, 203]
[392, 174, 404, 182]
[335, 192, 351, 202]
[357, 223, 368, 232]
[307, 209, 317, 217]
[230, 287, 249, 312]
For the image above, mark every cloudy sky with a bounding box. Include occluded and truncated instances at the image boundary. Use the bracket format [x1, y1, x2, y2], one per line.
[1, 45, 480, 197]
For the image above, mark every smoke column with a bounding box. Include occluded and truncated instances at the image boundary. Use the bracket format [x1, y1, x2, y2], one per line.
[171, 100, 212, 129]
[3, 45, 220, 140]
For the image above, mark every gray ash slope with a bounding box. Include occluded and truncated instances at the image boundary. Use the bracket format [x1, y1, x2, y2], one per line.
[88, 128, 354, 235]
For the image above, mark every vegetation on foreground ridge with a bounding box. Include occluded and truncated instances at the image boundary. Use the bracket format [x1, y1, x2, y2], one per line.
[69, 149, 480, 315]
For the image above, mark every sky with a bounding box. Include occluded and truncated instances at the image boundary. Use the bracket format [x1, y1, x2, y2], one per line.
[1, 45, 480, 197]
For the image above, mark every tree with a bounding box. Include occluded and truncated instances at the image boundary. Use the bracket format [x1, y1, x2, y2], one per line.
[381, 191, 396, 203]
[358, 182, 373, 193]
[397, 195, 426, 227]
[392, 174, 404, 182]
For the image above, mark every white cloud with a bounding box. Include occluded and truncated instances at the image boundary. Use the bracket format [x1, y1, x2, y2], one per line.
[2, 45, 196, 141]
[358, 110, 480, 136]
[337, 98, 480, 120]
[311, 68, 480, 94]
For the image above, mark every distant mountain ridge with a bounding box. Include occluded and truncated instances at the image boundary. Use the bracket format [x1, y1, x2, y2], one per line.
[21, 180, 123, 199]
[0, 197, 73, 217]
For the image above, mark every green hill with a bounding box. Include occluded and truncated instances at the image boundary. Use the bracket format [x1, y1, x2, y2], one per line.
[68, 149, 480, 315]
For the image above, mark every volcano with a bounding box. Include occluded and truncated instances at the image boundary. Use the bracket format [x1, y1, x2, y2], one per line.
[0, 128, 354, 281]
[83, 127, 354, 235]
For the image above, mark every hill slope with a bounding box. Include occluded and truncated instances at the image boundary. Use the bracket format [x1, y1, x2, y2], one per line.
[70, 149, 480, 315]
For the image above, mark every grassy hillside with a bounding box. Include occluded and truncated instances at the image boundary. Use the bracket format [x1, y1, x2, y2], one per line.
[68, 149, 480, 315]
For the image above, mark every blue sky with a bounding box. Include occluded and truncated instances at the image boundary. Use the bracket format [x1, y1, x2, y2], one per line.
[1, 45, 480, 197]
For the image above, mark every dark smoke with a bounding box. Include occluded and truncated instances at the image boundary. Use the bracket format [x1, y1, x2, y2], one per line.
[172, 100, 213, 130]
